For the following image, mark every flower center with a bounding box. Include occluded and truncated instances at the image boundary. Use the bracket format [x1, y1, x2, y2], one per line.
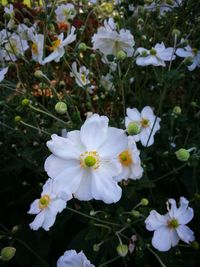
[80, 151, 100, 169]
[50, 39, 61, 51]
[31, 42, 38, 55]
[119, 150, 132, 166]
[141, 118, 149, 128]
[167, 218, 179, 229]
[39, 194, 51, 209]
[150, 49, 157, 56]
[81, 73, 87, 84]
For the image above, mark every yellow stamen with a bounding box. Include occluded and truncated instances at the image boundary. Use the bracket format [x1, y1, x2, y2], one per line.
[119, 150, 132, 166]
[80, 151, 100, 169]
[167, 218, 179, 229]
[31, 42, 38, 55]
[49, 39, 61, 51]
[39, 194, 51, 209]
[141, 118, 149, 128]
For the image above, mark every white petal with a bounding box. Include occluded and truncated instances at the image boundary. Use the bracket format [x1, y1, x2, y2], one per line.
[176, 225, 195, 244]
[44, 155, 68, 178]
[141, 106, 154, 119]
[73, 171, 93, 201]
[28, 199, 40, 214]
[126, 108, 141, 122]
[130, 164, 143, 180]
[175, 197, 194, 224]
[114, 165, 130, 181]
[29, 211, 45, 230]
[140, 128, 154, 147]
[176, 48, 193, 58]
[170, 230, 180, 247]
[145, 210, 168, 231]
[42, 210, 56, 231]
[152, 226, 172, 251]
[48, 199, 66, 216]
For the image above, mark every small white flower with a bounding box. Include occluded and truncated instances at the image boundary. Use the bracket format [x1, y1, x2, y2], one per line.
[125, 106, 161, 147]
[30, 33, 44, 64]
[45, 114, 128, 204]
[4, 33, 29, 61]
[55, 4, 76, 23]
[176, 45, 200, 71]
[115, 136, 143, 181]
[136, 42, 175, 67]
[57, 250, 95, 267]
[17, 23, 37, 40]
[4, 4, 15, 29]
[144, 0, 182, 15]
[28, 179, 67, 231]
[43, 27, 76, 63]
[100, 73, 114, 91]
[70, 62, 90, 88]
[92, 18, 135, 57]
[145, 197, 195, 252]
[0, 67, 8, 82]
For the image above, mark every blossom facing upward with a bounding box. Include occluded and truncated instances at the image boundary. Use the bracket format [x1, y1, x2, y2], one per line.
[55, 3, 76, 23]
[115, 136, 143, 181]
[176, 45, 200, 71]
[136, 43, 175, 67]
[44, 114, 128, 204]
[0, 67, 8, 82]
[28, 179, 67, 231]
[57, 250, 95, 267]
[145, 197, 195, 252]
[92, 18, 135, 57]
[43, 27, 76, 63]
[125, 106, 161, 147]
[70, 62, 90, 88]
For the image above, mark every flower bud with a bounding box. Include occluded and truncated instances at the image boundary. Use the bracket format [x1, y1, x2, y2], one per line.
[141, 198, 149, 206]
[93, 244, 100, 252]
[116, 244, 128, 257]
[34, 70, 44, 79]
[172, 29, 181, 37]
[127, 122, 141, 135]
[78, 42, 88, 52]
[1, 247, 16, 261]
[21, 98, 30, 106]
[3, 13, 11, 21]
[116, 50, 127, 60]
[191, 241, 199, 250]
[131, 210, 140, 218]
[173, 106, 181, 115]
[14, 116, 22, 123]
[183, 56, 194, 66]
[175, 148, 190, 162]
[55, 102, 67, 114]
[59, 80, 66, 89]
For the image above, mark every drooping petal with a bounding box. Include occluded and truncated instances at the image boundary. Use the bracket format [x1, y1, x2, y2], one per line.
[28, 199, 40, 214]
[176, 225, 195, 244]
[42, 210, 56, 231]
[175, 197, 194, 224]
[145, 210, 168, 231]
[152, 226, 172, 251]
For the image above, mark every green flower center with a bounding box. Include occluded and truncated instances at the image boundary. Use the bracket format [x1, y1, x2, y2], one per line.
[150, 49, 157, 56]
[141, 118, 149, 128]
[80, 151, 100, 169]
[39, 195, 50, 209]
[168, 218, 179, 229]
[84, 155, 97, 167]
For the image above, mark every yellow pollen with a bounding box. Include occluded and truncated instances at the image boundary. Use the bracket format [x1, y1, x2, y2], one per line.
[81, 74, 86, 84]
[50, 39, 61, 51]
[167, 218, 179, 229]
[31, 42, 38, 55]
[141, 118, 149, 128]
[80, 151, 100, 169]
[119, 150, 132, 166]
[39, 194, 51, 209]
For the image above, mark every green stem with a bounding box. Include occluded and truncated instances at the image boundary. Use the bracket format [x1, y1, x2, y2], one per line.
[20, 120, 51, 136]
[147, 246, 166, 267]
[99, 255, 121, 267]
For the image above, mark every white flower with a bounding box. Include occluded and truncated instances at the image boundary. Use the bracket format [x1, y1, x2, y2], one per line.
[115, 136, 143, 181]
[17, 23, 37, 40]
[4, 4, 15, 29]
[145, 197, 195, 252]
[144, 0, 182, 15]
[4, 33, 29, 61]
[92, 18, 135, 57]
[57, 250, 95, 267]
[44, 114, 128, 204]
[0, 67, 8, 82]
[125, 106, 161, 147]
[136, 43, 175, 67]
[28, 179, 67, 231]
[176, 45, 200, 71]
[30, 33, 44, 64]
[70, 62, 90, 88]
[55, 4, 76, 23]
[43, 27, 76, 63]
[100, 73, 114, 91]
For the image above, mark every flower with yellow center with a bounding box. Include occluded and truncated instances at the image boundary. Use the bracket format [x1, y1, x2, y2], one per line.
[55, 3, 76, 23]
[145, 197, 195, 252]
[39, 194, 51, 209]
[30, 34, 44, 64]
[31, 43, 38, 55]
[70, 62, 90, 88]
[45, 114, 128, 204]
[176, 45, 200, 71]
[119, 150, 132, 167]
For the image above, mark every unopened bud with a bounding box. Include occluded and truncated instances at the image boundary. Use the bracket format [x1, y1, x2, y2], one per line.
[116, 50, 126, 60]
[3, 13, 11, 21]
[78, 42, 88, 52]
[116, 244, 128, 257]
[21, 98, 30, 106]
[34, 70, 44, 79]
[183, 56, 194, 66]
[93, 244, 100, 252]
[141, 198, 149, 206]
[14, 116, 22, 123]
[127, 122, 141, 135]
[55, 102, 67, 114]
[173, 106, 181, 115]
[1, 247, 16, 261]
[172, 29, 181, 37]
[175, 148, 190, 162]
[131, 210, 140, 218]
[59, 80, 66, 89]
[191, 241, 199, 250]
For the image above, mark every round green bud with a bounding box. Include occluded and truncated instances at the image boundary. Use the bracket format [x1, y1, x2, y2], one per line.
[137, 18, 144, 25]
[127, 122, 141, 135]
[93, 244, 100, 252]
[175, 148, 190, 162]
[172, 29, 181, 37]
[90, 53, 96, 60]
[11, 225, 19, 234]
[131, 210, 141, 218]
[1, 247, 16, 261]
[141, 35, 147, 41]
[173, 106, 181, 115]
[141, 50, 148, 57]
[34, 70, 44, 79]
[78, 42, 88, 52]
[89, 210, 95, 216]
[116, 50, 127, 60]
[191, 241, 199, 250]
[3, 13, 11, 21]
[21, 98, 30, 106]
[141, 198, 149, 206]
[59, 80, 66, 89]
[116, 244, 128, 257]
[55, 102, 67, 114]
[14, 116, 22, 123]
[48, 23, 55, 31]
[183, 56, 194, 66]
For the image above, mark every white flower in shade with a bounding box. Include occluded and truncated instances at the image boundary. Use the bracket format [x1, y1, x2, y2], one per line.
[44, 114, 128, 204]
[55, 3, 76, 23]
[136, 43, 175, 67]
[70, 62, 90, 88]
[30, 33, 44, 64]
[144, 0, 182, 15]
[115, 136, 143, 181]
[92, 18, 135, 57]
[176, 45, 200, 71]
[145, 197, 195, 252]
[28, 179, 67, 231]
[4, 33, 29, 61]
[4, 4, 15, 29]
[0, 67, 8, 82]
[17, 23, 37, 40]
[43, 27, 76, 63]
[57, 250, 95, 267]
[100, 73, 114, 91]
[125, 106, 161, 147]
